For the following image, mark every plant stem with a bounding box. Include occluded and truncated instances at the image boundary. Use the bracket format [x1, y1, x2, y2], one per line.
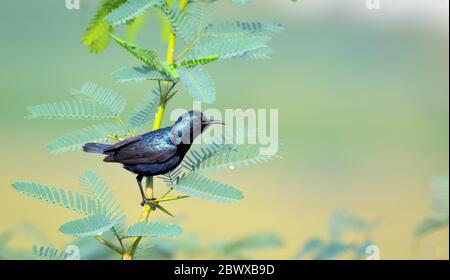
[154, 195, 189, 203]
[112, 227, 125, 252]
[94, 236, 122, 255]
[122, 0, 190, 260]
[160, 187, 174, 198]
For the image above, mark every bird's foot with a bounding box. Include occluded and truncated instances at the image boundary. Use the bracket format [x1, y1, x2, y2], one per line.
[140, 198, 157, 210]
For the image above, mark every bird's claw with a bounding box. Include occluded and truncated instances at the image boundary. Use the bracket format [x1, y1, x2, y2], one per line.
[140, 198, 157, 210]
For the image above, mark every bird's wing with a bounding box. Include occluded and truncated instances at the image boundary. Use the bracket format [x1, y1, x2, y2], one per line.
[104, 135, 144, 152]
[103, 131, 177, 164]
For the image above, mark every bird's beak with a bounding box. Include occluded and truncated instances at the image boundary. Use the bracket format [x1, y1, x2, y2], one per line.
[204, 120, 225, 125]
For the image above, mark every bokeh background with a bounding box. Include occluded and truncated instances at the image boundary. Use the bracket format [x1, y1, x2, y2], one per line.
[0, 0, 448, 259]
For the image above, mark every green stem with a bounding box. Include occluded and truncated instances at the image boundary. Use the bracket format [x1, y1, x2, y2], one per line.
[160, 187, 174, 198]
[94, 236, 122, 255]
[122, 0, 190, 261]
[112, 227, 125, 252]
[154, 195, 189, 203]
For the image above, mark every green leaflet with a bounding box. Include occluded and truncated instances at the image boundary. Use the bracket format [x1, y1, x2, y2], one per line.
[26, 100, 118, 120]
[159, 166, 184, 185]
[111, 34, 178, 78]
[178, 67, 216, 103]
[160, 61, 180, 79]
[79, 171, 125, 222]
[182, 140, 234, 171]
[177, 55, 219, 68]
[111, 34, 160, 69]
[192, 144, 278, 173]
[46, 122, 128, 154]
[106, 0, 162, 26]
[169, 172, 243, 203]
[59, 214, 123, 238]
[192, 20, 281, 60]
[126, 89, 160, 130]
[125, 222, 183, 238]
[32, 245, 68, 260]
[71, 82, 127, 115]
[12, 172, 126, 238]
[112, 66, 172, 83]
[161, 0, 212, 44]
[239, 46, 273, 60]
[11, 182, 103, 216]
[194, 32, 271, 59]
[82, 0, 127, 53]
[207, 21, 283, 36]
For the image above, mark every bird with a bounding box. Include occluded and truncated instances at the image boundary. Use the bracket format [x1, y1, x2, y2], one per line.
[83, 110, 224, 209]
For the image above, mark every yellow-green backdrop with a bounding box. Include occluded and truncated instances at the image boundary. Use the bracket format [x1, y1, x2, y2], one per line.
[0, 0, 448, 259]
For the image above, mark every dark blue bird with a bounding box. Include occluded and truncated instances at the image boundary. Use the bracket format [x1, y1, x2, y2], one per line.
[83, 110, 223, 209]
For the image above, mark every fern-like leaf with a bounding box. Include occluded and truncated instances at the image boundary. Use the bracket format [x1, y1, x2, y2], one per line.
[111, 35, 179, 78]
[239, 46, 273, 60]
[71, 82, 126, 115]
[183, 140, 233, 171]
[207, 21, 283, 36]
[32, 245, 68, 260]
[82, 0, 127, 53]
[159, 166, 184, 185]
[46, 122, 128, 154]
[169, 172, 243, 203]
[177, 55, 219, 68]
[26, 100, 118, 120]
[178, 66, 215, 103]
[194, 32, 271, 59]
[106, 0, 161, 26]
[191, 144, 277, 173]
[112, 66, 172, 83]
[126, 89, 160, 130]
[11, 182, 102, 216]
[111, 34, 161, 69]
[125, 222, 183, 238]
[161, 0, 212, 44]
[59, 214, 122, 238]
[78, 171, 125, 222]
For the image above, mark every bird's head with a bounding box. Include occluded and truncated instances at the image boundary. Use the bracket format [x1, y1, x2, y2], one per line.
[170, 110, 224, 145]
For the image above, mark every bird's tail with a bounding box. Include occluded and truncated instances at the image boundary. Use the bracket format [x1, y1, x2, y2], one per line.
[83, 143, 111, 154]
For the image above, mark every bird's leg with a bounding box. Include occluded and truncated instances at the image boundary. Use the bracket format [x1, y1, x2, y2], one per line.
[136, 174, 156, 210]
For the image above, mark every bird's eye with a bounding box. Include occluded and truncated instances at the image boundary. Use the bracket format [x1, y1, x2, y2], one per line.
[177, 117, 182, 122]
[178, 129, 183, 137]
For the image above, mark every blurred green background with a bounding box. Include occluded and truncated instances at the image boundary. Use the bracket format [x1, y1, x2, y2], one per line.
[0, 0, 448, 259]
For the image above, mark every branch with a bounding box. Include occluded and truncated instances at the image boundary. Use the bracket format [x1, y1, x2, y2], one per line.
[123, 0, 190, 260]
[94, 236, 123, 255]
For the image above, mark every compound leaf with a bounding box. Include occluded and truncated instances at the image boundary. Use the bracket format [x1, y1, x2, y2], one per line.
[125, 222, 183, 238]
[106, 0, 162, 26]
[178, 66, 215, 103]
[169, 172, 243, 203]
[59, 214, 122, 238]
